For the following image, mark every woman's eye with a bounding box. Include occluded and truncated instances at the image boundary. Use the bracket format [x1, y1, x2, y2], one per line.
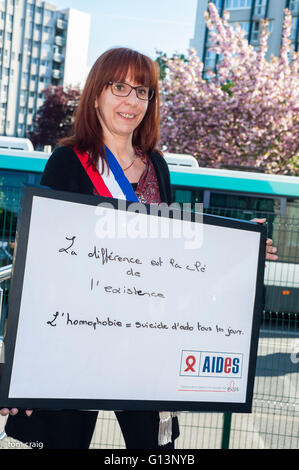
[115, 84, 124, 91]
[138, 88, 147, 95]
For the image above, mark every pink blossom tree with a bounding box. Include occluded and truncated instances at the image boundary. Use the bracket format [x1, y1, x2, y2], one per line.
[159, 2, 299, 174]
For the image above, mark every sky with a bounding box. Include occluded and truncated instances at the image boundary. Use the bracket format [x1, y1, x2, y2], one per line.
[50, 0, 198, 67]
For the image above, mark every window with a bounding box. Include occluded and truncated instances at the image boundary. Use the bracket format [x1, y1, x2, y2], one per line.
[24, 38, 32, 49]
[27, 3, 34, 13]
[291, 17, 298, 42]
[0, 169, 40, 241]
[224, 0, 252, 9]
[233, 21, 250, 37]
[44, 9, 53, 18]
[205, 50, 217, 70]
[212, 0, 223, 10]
[254, 0, 266, 16]
[173, 187, 203, 212]
[290, 0, 299, 13]
[42, 43, 51, 52]
[7, 14, 13, 27]
[251, 21, 260, 41]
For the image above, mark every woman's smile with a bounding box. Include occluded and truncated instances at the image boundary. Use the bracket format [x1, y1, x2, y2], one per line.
[118, 112, 137, 120]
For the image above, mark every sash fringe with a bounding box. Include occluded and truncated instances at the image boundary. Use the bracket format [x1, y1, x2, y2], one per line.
[158, 412, 179, 446]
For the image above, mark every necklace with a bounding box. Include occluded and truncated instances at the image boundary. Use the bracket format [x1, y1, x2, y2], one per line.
[123, 156, 137, 172]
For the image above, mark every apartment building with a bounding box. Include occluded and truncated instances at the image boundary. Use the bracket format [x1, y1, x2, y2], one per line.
[190, 0, 299, 75]
[0, 0, 90, 138]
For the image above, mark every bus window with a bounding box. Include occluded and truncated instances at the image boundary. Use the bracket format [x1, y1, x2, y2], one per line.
[286, 199, 299, 219]
[210, 193, 247, 210]
[173, 187, 203, 211]
[210, 192, 277, 213]
[0, 170, 42, 247]
[0, 171, 32, 190]
[249, 198, 275, 212]
[0, 170, 42, 191]
[175, 189, 192, 203]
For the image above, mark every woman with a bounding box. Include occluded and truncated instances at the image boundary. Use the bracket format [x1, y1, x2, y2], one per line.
[1, 47, 277, 449]
[1, 47, 179, 450]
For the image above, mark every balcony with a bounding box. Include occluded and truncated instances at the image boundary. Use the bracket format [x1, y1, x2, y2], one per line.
[56, 18, 67, 30]
[53, 52, 64, 63]
[52, 69, 63, 80]
[55, 35, 66, 47]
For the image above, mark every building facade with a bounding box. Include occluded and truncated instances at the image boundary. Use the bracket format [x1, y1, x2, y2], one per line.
[190, 0, 299, 75]
[0, 0, 90, 138]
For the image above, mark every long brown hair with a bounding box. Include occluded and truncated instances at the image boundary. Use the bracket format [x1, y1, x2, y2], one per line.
[59, 47, 161, 169]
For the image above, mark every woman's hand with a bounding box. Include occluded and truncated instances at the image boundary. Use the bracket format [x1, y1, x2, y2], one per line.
[251, 218, 278, 261]
[0, 408, 33, 417]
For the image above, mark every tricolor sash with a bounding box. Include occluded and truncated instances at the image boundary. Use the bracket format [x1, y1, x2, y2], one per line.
[74, 145, 139, 202]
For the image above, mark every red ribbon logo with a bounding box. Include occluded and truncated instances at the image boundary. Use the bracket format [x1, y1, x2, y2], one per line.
[184, 355, 196, 372]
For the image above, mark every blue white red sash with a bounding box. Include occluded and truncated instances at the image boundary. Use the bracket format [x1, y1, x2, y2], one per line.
[74, 145, 139, 202]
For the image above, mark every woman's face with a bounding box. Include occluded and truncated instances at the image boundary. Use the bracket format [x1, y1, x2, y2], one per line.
[95, 74, 149, 140]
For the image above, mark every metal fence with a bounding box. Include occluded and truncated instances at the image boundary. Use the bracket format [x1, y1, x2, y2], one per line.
[0, 194, 298, 449]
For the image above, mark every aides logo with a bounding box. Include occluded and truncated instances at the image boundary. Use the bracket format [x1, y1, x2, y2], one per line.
[180, 350, 242, 378]
[200, 352, 242, 378]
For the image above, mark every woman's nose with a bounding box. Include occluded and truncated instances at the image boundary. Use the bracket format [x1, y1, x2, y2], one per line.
[124, 89, 139, 105]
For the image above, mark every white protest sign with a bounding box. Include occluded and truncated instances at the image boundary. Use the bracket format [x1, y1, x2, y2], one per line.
[0, 187, 265, 411]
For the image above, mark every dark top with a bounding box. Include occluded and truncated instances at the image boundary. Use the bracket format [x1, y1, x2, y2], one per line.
[40, 146, 173, 205]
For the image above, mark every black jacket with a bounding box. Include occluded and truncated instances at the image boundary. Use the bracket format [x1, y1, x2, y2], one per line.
[40, 146, 173, 204]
